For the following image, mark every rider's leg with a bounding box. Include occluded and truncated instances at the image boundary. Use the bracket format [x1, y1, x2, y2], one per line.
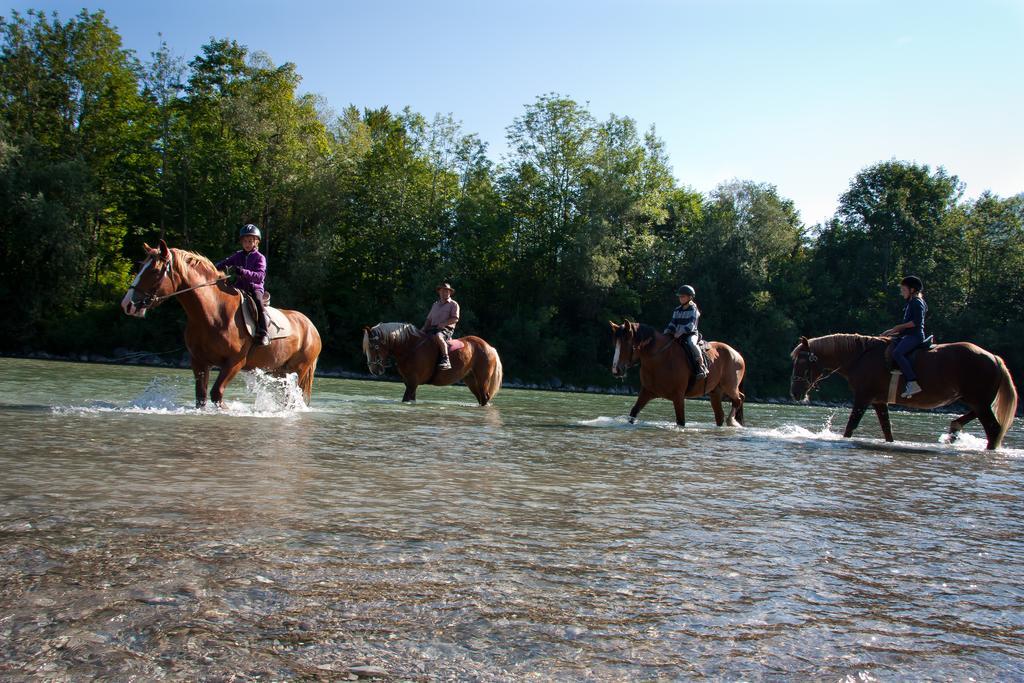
[893, 335, 921, 396]
[685, 334, 708, 378]
[434, 331, 451, 369]
[253, 290, 270, 346]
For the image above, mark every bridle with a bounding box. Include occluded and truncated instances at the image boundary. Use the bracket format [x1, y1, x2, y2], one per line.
[128, 251, 175, 309]
[128, 250, 228, 309]
[613, 326, 673, 379]
[791, 349, 840, 396]
[366, 332, 395, 374]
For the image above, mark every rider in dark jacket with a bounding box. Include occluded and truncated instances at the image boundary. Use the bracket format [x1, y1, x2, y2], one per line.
[664, 285, 708, 379]
[217, 224, 270, 346]
[883, 275, 927, 398]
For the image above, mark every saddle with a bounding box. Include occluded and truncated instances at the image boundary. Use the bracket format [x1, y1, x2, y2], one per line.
[884, 335, 934, 404]
[239, 291, 292, 341]
[415, 333, 465, 353]
[676, 335, 712, 373]
[884, 335, 935, 370]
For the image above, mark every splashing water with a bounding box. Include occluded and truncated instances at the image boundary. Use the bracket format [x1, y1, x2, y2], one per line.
[53, 369, 306, 417]
[242, 368, 307, 414]
[129, 375, 185, 411]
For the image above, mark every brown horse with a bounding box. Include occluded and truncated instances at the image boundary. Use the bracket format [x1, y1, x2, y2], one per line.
[363, 323, 503, 405]
[790, 334, 1018, 450]
[120, 240, 322, 407]
[610, 321, 746, 427]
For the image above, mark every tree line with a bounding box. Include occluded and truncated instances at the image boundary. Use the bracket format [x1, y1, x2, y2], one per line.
[1, 9, 1021, 397]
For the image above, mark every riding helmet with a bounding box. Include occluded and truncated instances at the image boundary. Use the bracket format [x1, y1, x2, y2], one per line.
[900, 275, 923, 292]
[239, 224, 262, 240]
[676, 284, 696, 297]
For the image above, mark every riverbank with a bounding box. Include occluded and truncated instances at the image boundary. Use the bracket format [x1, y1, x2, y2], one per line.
[1, 349, 984, 414]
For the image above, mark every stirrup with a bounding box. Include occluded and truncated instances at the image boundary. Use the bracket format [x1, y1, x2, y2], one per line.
[438, 358, 451, 370]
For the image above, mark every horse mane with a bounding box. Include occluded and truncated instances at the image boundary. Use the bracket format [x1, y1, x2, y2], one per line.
[171, 248, 220, 277]
[791, 333, 889, 361]
[635, 323, 658, 344]
[367, 322, 420, 349]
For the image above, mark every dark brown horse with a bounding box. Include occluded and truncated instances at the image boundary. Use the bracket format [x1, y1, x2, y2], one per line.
[790, 334, 1017, 450]
[363, 323, 503, 405]
[121, 240, 322, 407]
[610, 321, 746, 427]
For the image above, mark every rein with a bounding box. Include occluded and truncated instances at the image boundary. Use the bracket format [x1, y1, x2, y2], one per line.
[642, 339, 675, 357]
[149, 276, 228, 304]
[794, 342, 877, 395]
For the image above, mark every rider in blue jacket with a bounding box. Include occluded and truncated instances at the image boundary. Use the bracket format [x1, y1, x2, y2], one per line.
[664, 284, 708, 378]
[883, 275, 927, 398]
[217, 224, 270, 346]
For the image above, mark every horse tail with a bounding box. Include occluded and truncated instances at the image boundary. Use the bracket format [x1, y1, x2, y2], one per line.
[736, 377, 746, 426]
[301, 355, 318, 406]
[485, 344, 503, 403]
[992, 355, 1018, 449]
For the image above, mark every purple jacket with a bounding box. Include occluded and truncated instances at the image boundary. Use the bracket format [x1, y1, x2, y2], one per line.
[216, 249, 266, 294]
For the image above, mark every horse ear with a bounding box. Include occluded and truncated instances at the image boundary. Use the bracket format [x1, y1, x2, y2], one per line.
[142, 242, 152, 253]
[609, 321, 619, 331]
[799, 336, 810, 348]
[158, 239, 170, 259]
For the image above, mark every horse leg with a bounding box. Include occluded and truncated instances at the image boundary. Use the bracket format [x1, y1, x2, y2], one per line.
[672, 395, 687, 427]
[709, 390, 725, 426]
[192, 362, 210, 408]
[210, 359, 246, 408]
[843, 404, 868, 438]
[975, 405, 1002, 450]
[727, 393, 744, 427]
[629, 388, 655, 424]
[463, 371, 487, 406]
[948, 410, 976, 442]
[402, 382, 418, 403]
[873, 403, 894, 442]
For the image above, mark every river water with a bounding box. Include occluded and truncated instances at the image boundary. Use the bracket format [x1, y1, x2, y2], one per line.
[0, 358, 1022, 680]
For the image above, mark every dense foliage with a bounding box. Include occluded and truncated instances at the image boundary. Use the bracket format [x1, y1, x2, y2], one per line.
[2, 10, 1021, 397]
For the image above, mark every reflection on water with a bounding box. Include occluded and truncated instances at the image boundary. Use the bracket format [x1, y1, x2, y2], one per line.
[0, 358, 1022, 679]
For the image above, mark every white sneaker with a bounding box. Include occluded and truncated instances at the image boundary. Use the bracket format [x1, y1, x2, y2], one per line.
[901, 380, 922, 398]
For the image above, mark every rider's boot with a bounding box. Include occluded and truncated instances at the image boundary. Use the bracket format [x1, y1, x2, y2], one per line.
[254, 295, 271, 346]
[435, 334, 451, 370]
[901, 380, 922, 398]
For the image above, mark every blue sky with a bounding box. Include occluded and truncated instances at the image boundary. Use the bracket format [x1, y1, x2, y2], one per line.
[8, 0, 1023, 223]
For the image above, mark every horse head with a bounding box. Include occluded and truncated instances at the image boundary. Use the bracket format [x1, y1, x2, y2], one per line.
[609, 320, 644, 378]
[363, 324, 394, 376]
[790, 336, 822, 401]
[121, 240, 176, 318]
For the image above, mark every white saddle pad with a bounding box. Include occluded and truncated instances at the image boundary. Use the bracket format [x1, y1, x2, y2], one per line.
[239, 293, 292, 340]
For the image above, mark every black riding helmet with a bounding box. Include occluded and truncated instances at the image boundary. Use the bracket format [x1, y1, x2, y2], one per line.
[676, 284, 696, 297]
[900, 275, 923, 292]
[239, 224, 262, 240]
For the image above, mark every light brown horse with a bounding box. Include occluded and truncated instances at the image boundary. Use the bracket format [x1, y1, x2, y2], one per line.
[610, 321, 746, 427]
[790, 334, 1017, 450]
[120, 240, 322, 407]
[363, 323, 503, 405]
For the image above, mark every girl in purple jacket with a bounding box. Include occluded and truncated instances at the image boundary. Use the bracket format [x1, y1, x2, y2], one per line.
[217, 224, 270, 346]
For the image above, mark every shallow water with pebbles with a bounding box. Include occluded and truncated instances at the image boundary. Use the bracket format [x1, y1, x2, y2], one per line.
[0, 358, 1022, 680]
